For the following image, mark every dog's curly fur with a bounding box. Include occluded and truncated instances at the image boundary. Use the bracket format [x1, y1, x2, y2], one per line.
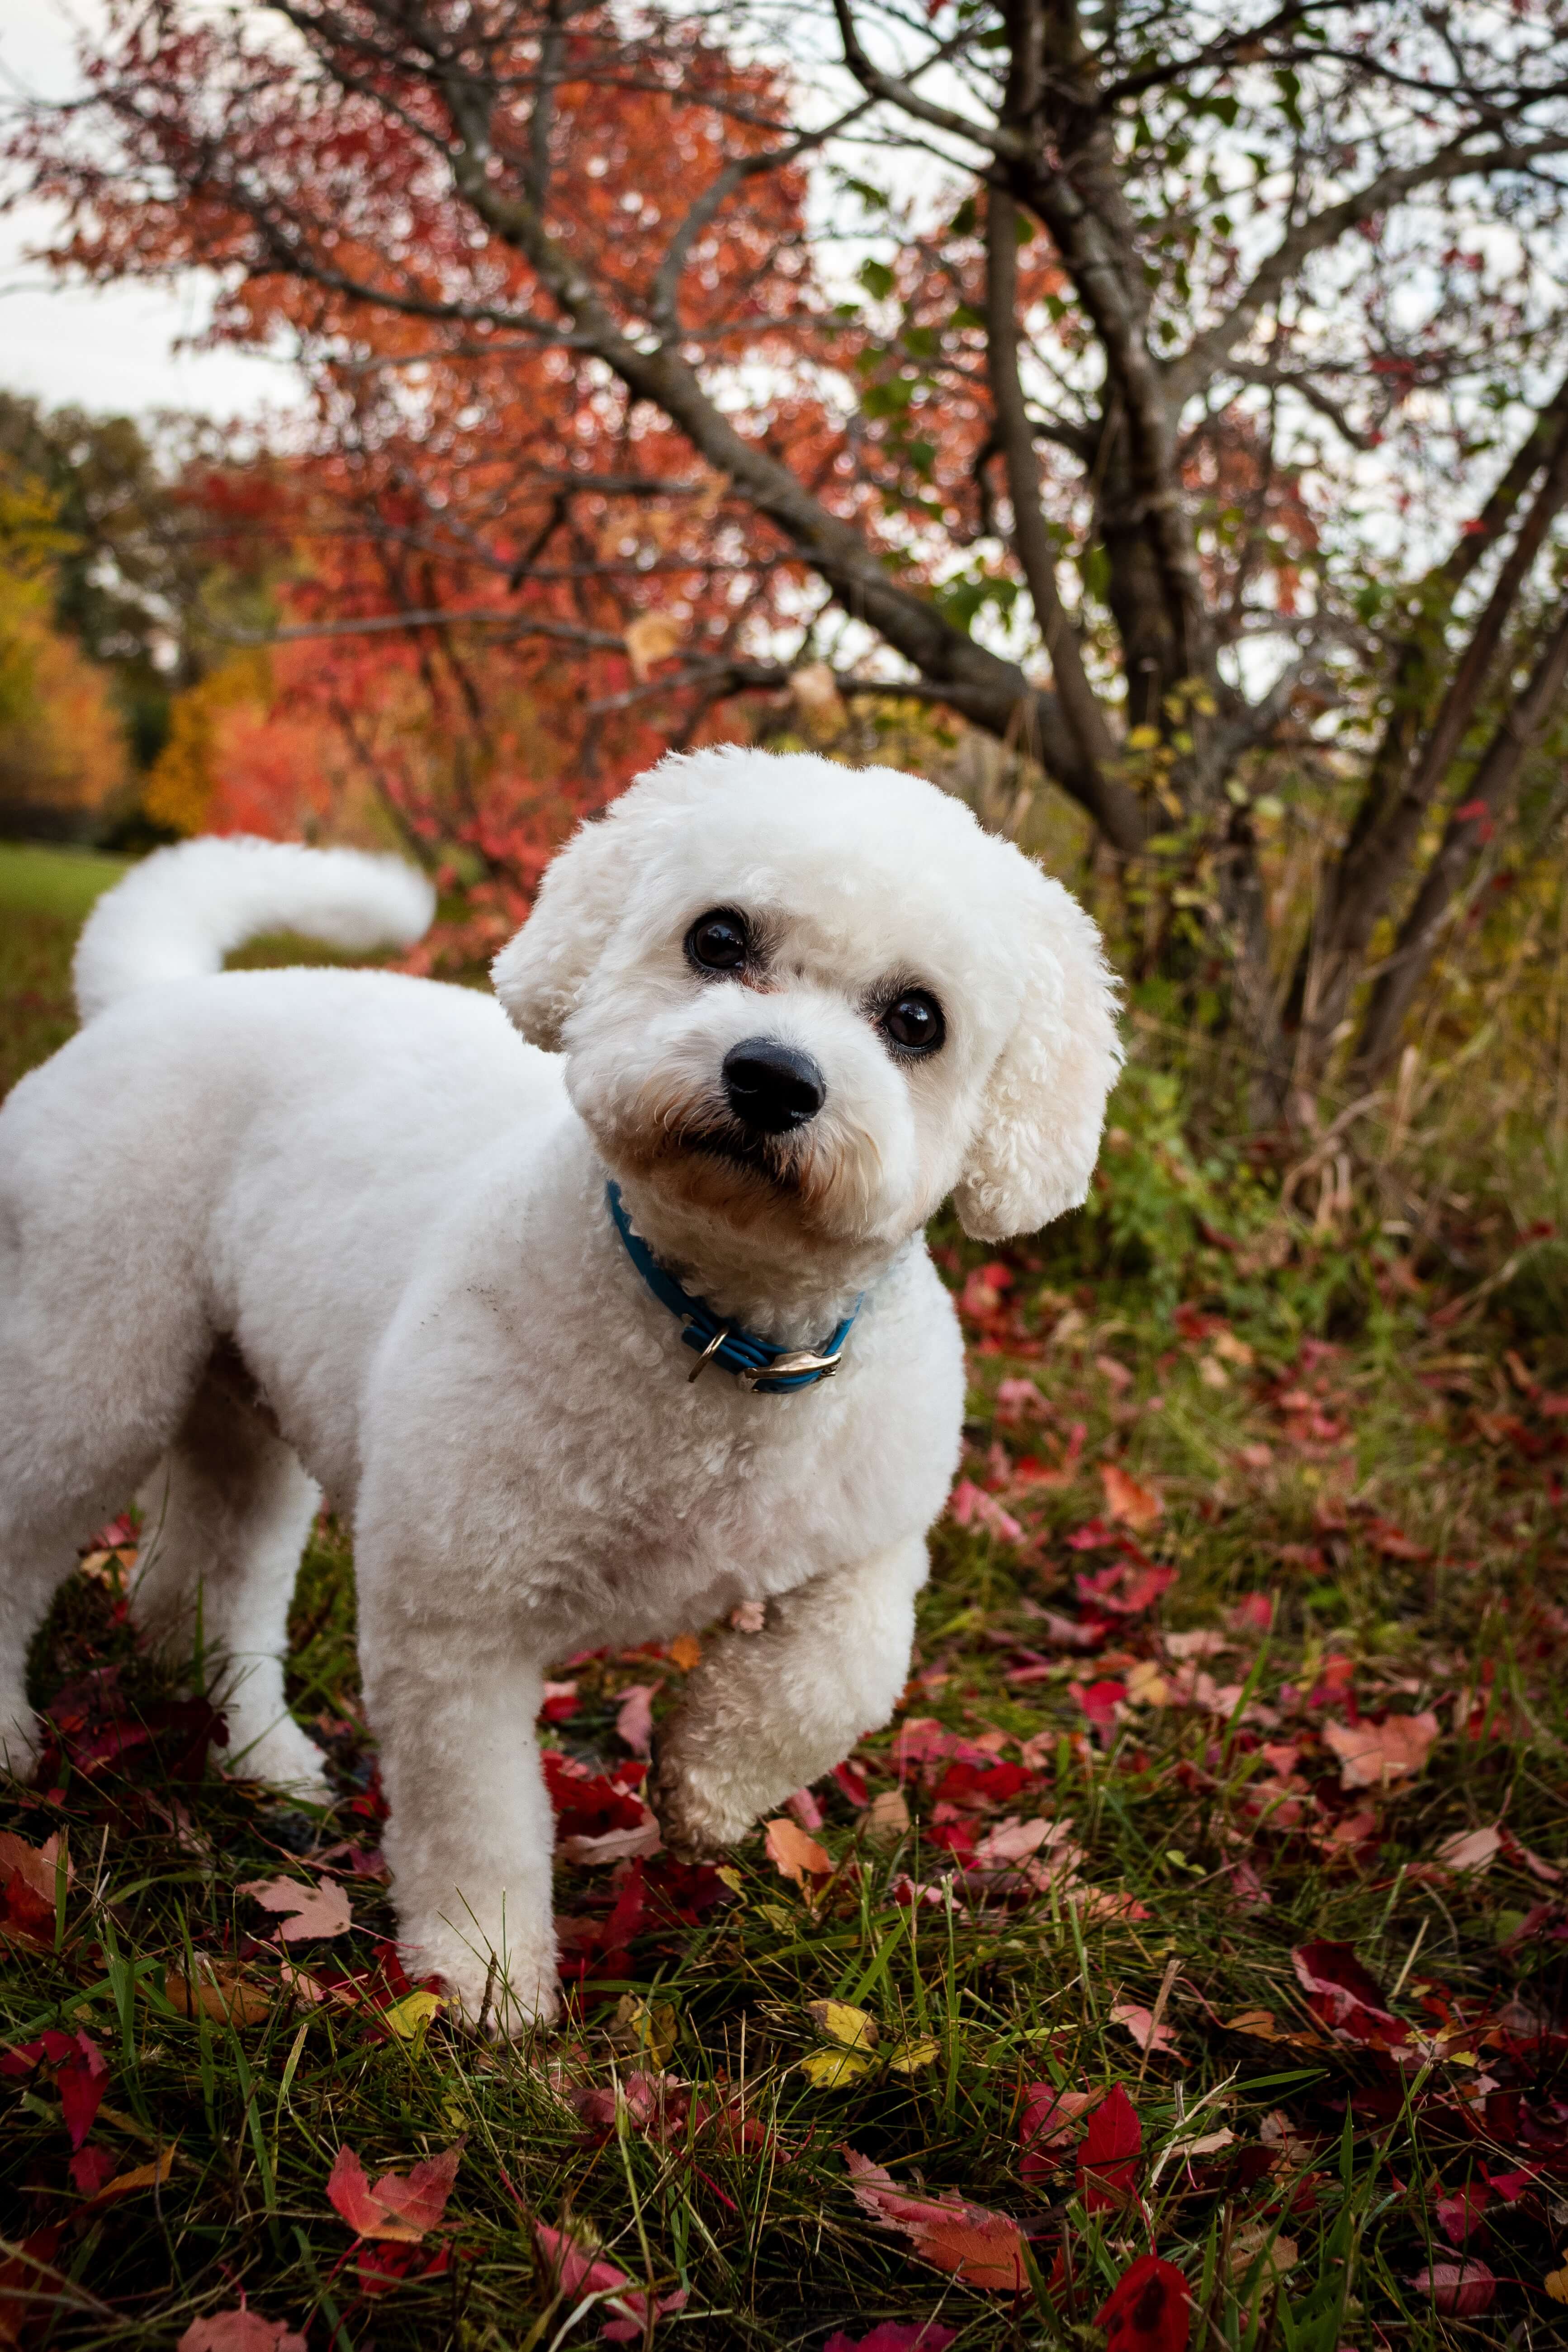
[0, 747, 1121, 2030]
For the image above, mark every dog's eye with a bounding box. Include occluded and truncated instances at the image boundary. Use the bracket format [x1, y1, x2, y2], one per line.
[881, 989, 945, 1055]
[686, 909, 750, 973]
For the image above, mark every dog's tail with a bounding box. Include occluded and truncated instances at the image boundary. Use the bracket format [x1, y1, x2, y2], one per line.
[73, 835, 436, 1023]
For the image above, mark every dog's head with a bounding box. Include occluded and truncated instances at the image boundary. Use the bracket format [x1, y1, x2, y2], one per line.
[492, 748, 1121, 1252]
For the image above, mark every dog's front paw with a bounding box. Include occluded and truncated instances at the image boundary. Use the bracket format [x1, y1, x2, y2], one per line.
[400, 1926, 559, 2040]
[647, 1738, 754, 1865]
[0, 1705, 42, 1789]
[225, 1718, 333, 1803]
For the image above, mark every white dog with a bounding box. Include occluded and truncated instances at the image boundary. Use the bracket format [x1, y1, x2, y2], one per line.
[0, 747, 1120, 2028]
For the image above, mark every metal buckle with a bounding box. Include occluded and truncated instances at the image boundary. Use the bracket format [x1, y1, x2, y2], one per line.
[734, 1346, 843, 1394]
[686, 1322, 731, 1383]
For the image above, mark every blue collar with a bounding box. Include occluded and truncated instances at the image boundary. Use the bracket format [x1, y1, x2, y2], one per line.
[605, 1180, 859, 1395]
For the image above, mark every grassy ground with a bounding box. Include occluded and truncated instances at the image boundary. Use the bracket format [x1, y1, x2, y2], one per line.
[5, 849, 1568, 2351]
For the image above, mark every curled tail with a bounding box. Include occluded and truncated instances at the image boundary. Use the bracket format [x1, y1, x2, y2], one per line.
[73, 836, 436, 1023]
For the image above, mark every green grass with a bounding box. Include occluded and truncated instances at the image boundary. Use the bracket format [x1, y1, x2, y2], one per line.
[5, 901, 1568, 2349]
[0, 844, 129, 1097]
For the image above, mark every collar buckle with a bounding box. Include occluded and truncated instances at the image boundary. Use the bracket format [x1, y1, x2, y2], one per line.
[735, 1346, 844, 1393]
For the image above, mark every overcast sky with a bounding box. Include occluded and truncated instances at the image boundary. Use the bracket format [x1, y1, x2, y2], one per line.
[0, 0, 294, 421]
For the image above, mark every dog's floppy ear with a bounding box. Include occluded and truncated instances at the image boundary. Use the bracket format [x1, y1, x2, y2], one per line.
[491, 809, 633, 1049]
[952, 863, 1123, 1241]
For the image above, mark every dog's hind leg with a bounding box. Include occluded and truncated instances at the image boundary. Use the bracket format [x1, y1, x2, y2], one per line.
[133, 1355, 329, 1800]
[649, 1535, 929, 1860]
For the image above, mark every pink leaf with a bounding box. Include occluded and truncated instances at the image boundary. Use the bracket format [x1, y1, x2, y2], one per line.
[614, 1685, 657, 1758]
[238, 1875, 353, 1941]
[1411, 2258, 1496, 2316]
[1018, 2084, 1100, 2180]
[327, 2140, 463, 2243]
[1322, 1712, 1439, 1790]
[534, 2220, 687, 2340]
[843, 2150, 1028, 2291]
[1111, 2000, 1180, 2057]
[178, 2308, 308, 2352]
[786, 1785, 824, 1831]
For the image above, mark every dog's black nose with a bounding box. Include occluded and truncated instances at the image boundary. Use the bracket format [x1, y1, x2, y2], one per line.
[722, 1038, 826, 1134]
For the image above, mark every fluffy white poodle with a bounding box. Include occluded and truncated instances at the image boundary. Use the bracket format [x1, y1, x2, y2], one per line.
[0, 747, 1120, 2028]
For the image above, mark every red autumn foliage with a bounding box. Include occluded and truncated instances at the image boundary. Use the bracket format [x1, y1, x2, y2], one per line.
[1077, 2083, 1143, 2210]
[1095, 2253, 1193, 2352]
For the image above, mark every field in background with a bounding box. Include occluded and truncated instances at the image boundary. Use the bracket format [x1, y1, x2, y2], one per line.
[3, 865, 1568, 2349]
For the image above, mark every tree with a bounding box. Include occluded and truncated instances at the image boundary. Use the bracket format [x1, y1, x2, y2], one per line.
[11, 0, 1568, 1110]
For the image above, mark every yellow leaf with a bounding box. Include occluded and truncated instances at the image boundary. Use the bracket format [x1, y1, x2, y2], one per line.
[1126, 725, 1161, 751]
[886, 2034, 940, 2074]
[380, 1988, 444, 2040]
[806, 2000, 877, 2050]
[714, 1865, 744, 1894]
[798, 2045, 874, 2088]
[624, 612, 683, 681]
[667, 1632, 702, 1672]
[1546, 2262, 1568, 2304]
[607, 1995, 677, 2068]
[757, 1901, 795, 1931]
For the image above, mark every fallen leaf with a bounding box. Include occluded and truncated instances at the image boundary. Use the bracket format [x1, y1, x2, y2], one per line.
[166, 1966, 272, 2027]
[1079, 2082, 1142, 2209]
[1411, 2258, 1495, 2316]
[624, 611, 682, 681]
[864, 1789, 911, 1846]
[606, 1996, 678, 2070]
[1435, 2183, 1492, 2245]
[1151, 2125, 1235, 2181]
[1545, 2258, 1568, 2304]
[886, 2034, 940, 2074]
[614, 1685, 657, 1757]
[380, 1988, 444, 2040]
[534, 2219, 687, 2342]
[948, 1479, 1023, 1543]
[799, 2047, 876, 2088]
[1436, 1824, 1502, 1875]
[972, 1815, 1054, 1867]
[1322, 1710, 1439, 1790]
[1101, 1462, 1162, 1528]
[1291, 1940, 1406, 2044]
[1096, 2252, 1193, 2352]
[238, 1876, 353, 1941]
[807, 2001, 878, 2050]
[179, 2304, 309, 2351]
[85, 2145, 176, 2205]
[1229, 2224, 1298, 2285]
[763, 1817, 832, 1890]
[823, 2328, 957, 2352]
[1018, 2084, 1100, 2179]
[666, 1633, 702, 1671]
[557, 1813, 663, 1865]
[327, 2141, 463, 2243]
[843, 2151, 1027, 2291]
[786, 1785, 825, 1831]
[0, 1829, 67, 1945]
[1111, 2000, 1180, 2057]
[1, 2027, 110, 2150]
